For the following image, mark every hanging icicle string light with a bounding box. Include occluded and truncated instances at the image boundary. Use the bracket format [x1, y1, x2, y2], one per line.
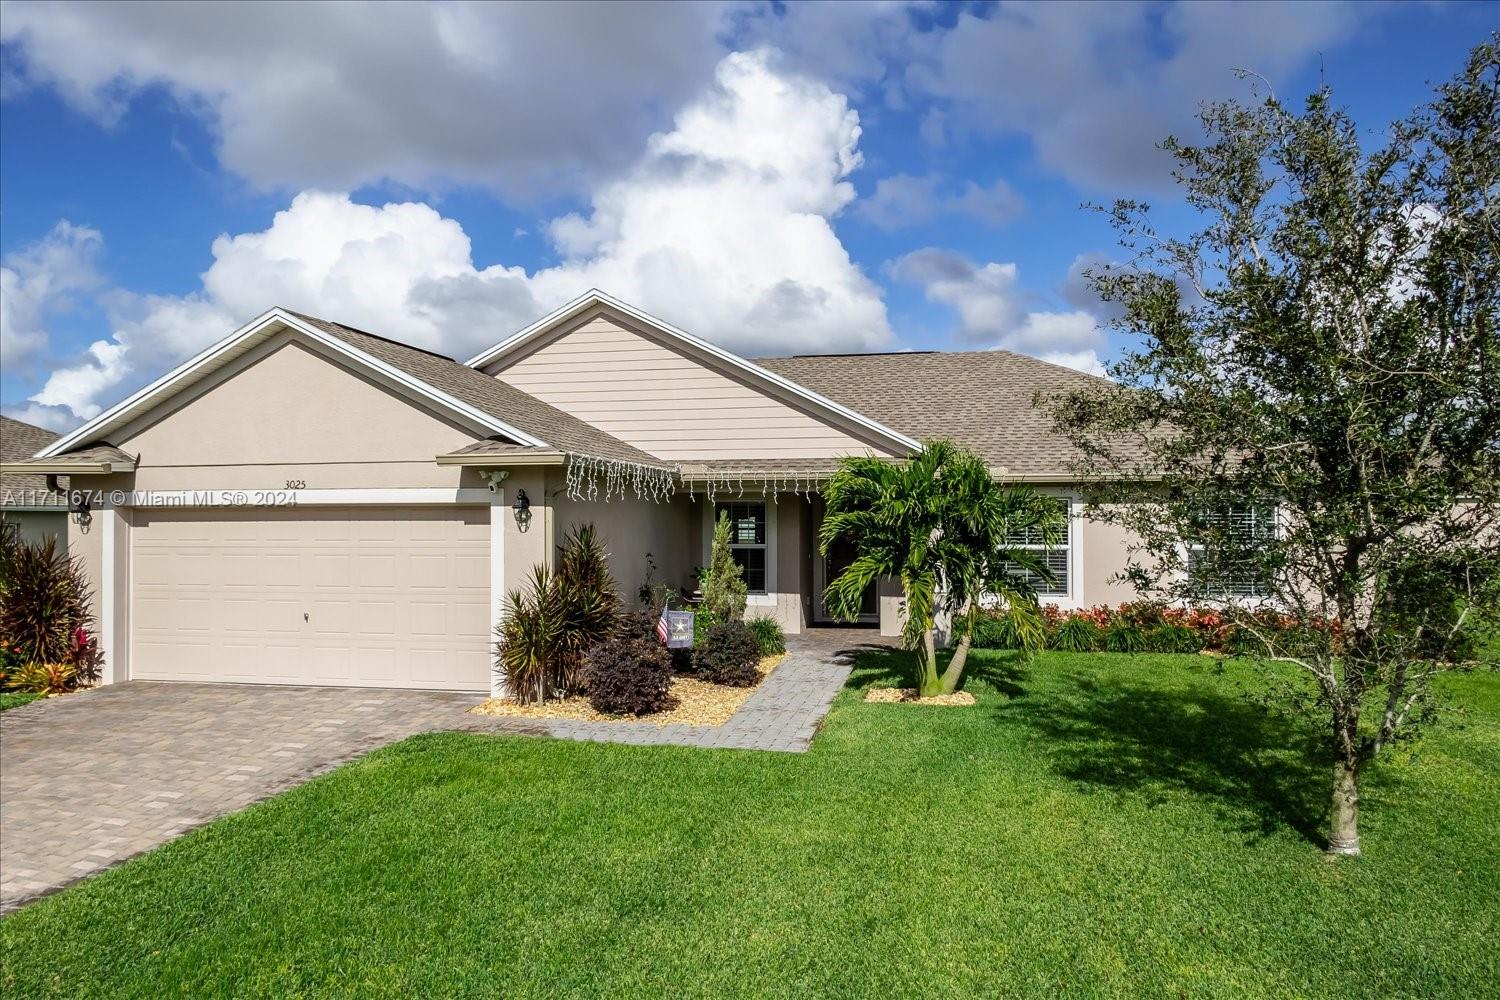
[563, 456, 829, 505]
[564, 454, 679, 503]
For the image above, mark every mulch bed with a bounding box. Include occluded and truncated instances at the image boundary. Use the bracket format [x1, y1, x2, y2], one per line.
[472, 654, 787, 728]
[863, 687, 976, 706]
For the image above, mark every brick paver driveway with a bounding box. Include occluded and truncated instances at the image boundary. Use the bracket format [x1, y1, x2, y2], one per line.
[1, 631, 888, 914]
[0, 682, 495, 913]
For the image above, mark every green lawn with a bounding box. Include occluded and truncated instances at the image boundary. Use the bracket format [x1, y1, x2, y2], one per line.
[3, 651, 1496, 999]
[0, 691, 42, 712]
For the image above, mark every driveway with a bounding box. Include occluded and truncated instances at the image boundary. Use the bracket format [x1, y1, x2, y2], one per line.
[0, 682, 496, 913]
[1, 635, 883, 914]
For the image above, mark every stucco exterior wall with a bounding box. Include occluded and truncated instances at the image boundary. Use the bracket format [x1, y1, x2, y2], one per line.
[1, 510, 66, 546]
[1076, 509, 1143, 607]
[555, 492, 698, 606]
[115, 335, 481, 493]
[489, 311, 894, 462]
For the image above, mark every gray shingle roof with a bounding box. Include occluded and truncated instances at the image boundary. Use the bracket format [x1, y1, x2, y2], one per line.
[754, 350, 1113, 478]
[287, 311, 668, 469]
[1, 415, 65, 509]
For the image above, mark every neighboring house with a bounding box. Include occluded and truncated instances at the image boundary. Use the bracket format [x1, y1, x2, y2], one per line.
[0, 415, 69, 545]
[0, 291, 1140, 696]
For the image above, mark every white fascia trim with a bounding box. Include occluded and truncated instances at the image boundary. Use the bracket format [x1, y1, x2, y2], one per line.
[466, 289, 921, 455]
[121, 488, 493, 507]
[39, 309, 548, 459]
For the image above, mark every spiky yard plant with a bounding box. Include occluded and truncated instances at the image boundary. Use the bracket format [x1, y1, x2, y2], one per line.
[494, 524, 620, 702]
[0, 534, 100, 686]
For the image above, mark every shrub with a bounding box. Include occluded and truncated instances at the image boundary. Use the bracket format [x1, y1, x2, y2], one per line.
[1144, 622, 1203, 653]
[583, 637, 672, 716]
[701, 513, 748, 622]
[0, 535, 100, 689]
[746, 616, 785, 656]
[970, 611, 1012, 649]
[693, 621, 762, 687]
[10, 660, 77, 695]
[494, 525, 619, 703]
[1050, 616, 1101, 652]
[1103, 620, 1147, 653]
[495, 567, 568, 703]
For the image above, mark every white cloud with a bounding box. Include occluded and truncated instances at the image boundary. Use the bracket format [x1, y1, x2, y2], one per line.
[0, 1, 733, 195]
[904, 0, 1364, 190]
[857, 173, 1022, 230]
[891, 247, 1106, 374]
[28, 51, 893, 423]
[1, 221, 102, 369]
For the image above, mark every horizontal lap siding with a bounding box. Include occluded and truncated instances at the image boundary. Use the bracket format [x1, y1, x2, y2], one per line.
[495, 316, 890, 461]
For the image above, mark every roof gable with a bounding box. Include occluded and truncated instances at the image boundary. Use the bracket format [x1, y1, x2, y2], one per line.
[467, 290, 918, 461]
[39, 309, 552, 460]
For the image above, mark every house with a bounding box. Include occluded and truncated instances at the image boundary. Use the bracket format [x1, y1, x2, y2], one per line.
[1, 415, 69, 545]
[0, 290, 1140, 696]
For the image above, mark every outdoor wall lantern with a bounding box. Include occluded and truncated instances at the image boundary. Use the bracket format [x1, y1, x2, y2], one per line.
[512, 488, 532, 530]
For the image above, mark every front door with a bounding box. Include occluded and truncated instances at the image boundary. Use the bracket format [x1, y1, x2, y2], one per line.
[812, 500, 878, 623]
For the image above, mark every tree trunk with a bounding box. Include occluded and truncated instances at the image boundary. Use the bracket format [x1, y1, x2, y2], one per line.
[939, 631, 972, 695]
[1327, 759, 1361, 857]
[916, 629, 943, 697]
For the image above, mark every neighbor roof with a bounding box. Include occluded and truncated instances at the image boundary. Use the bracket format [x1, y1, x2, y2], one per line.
[1, 415, 66, 509]
[754, 350, 1113, 478]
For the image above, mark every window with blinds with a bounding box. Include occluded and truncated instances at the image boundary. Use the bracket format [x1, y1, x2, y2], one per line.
[1001, 497, 1070, 597]
[1187, 505, 1274, 598]
[715, 502, 767, 593]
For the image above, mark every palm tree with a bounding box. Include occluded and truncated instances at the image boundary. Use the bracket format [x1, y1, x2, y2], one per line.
[819, 441, 1062, 696]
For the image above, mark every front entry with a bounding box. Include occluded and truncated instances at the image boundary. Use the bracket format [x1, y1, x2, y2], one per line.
[811, 499, 878, 624]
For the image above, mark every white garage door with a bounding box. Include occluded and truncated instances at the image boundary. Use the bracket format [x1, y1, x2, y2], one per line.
[131, 506, 491, 691]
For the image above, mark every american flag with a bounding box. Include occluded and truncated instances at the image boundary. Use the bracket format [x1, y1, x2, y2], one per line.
[655, 611, 669, 645]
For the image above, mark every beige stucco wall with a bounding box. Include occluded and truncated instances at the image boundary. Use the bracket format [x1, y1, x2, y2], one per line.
[116, 335, 483, 493]
[1076, 509, 1142, 607]
[488, 310, 894, 462]
[1, 510, 66, 546]
[555, 492, 697, 606]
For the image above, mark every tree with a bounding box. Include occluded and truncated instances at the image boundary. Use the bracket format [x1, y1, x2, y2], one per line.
[701, 511, 748, 623]
[820, 440, 1062, 696]
[1049, 40, 1500, 856]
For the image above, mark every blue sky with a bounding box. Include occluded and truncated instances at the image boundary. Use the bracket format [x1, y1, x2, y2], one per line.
[1, 1, 1493, 430]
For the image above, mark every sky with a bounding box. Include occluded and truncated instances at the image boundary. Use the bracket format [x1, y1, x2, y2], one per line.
[0, 1, 1493, 432]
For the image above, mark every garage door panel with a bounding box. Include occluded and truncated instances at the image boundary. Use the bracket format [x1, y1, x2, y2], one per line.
[131, 507, 491, 691]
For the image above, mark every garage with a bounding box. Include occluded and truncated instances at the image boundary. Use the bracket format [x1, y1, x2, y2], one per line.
[131, 505, 492, 691]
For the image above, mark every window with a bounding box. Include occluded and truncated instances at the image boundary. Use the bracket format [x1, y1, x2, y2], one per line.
[1001, 497, 1070, 598]
[1187, 504, 1274, 598]
[715, 502, 767, 593]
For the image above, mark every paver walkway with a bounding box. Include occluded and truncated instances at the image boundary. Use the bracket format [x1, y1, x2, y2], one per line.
[0, 628, 888, 913]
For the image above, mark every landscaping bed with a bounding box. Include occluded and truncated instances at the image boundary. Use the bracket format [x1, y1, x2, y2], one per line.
[473, 653, 786, 727]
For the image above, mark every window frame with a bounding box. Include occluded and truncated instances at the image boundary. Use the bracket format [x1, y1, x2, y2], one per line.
[989, 490, 1080, 608]
[702, 499, 777, 603]
[1181, 503, 1278, 602]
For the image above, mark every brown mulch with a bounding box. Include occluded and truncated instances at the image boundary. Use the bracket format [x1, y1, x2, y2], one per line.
[471, 654, 787, 728]
[863, 687, 976, 706]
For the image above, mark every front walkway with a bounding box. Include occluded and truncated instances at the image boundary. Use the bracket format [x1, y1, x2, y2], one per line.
[0, 629, 885, 913]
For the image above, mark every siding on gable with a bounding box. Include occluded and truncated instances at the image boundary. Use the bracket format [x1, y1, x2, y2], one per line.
[490, 314, 893, 461]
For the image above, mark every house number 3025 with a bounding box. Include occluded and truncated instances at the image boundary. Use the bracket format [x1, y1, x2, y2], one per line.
[284, 480, 307, 489]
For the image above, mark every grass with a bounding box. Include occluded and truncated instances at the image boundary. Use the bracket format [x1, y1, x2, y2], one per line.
[0, 691, 42, 712]
[2, 651, 1496, 999]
